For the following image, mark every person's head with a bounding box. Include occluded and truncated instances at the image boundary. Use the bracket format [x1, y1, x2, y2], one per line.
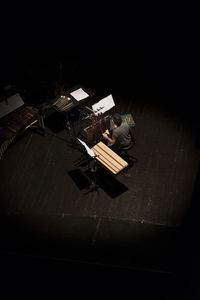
[113, 113, 122, 127]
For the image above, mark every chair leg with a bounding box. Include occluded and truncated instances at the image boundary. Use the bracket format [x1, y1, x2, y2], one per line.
[121, 151, 138, 163]
[121, 163, 131, 177]
[121, 151, 131, 161]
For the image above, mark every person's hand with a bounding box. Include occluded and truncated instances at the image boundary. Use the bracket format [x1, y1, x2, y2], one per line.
[113, 124, 117, 129]
[102, 133, 108, 139]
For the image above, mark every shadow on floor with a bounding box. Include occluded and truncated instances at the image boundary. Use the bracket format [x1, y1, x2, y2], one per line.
[84, 165, 128, 198]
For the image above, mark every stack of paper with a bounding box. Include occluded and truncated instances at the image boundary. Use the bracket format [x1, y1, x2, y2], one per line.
[70, 88, 89, 101]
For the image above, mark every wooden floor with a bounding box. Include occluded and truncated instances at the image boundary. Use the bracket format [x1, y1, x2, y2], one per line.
[1, 83, 200, 299]
[0, 82, 200, 299]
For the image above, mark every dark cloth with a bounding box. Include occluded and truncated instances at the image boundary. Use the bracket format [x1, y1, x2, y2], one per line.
[112, 122, 132, 150]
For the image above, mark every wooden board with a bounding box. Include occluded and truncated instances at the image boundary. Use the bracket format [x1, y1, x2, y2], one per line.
[91, 141, 128, 174]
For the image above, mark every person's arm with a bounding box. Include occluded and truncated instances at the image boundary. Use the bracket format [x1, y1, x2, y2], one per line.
[102, 133, 116, 145]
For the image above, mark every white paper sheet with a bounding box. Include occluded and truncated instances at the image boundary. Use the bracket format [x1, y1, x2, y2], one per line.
[70, 88, 89, 101]
[92, 94, 115, 115]
[0, 93, 24, 118]
[77, 138, 95, 157]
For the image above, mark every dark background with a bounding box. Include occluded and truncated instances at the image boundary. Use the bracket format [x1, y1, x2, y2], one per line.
[0, 1, 197, 101]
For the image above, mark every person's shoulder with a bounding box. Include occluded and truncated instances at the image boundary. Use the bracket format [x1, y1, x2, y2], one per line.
[122, 122, 129, 128]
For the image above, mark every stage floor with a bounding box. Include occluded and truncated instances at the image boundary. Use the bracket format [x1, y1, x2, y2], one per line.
[0, 86, 200, 277]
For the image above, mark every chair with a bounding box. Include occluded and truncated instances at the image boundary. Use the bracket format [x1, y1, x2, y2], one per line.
[118, 138, 137, 177]
[118, 130, 137, 163]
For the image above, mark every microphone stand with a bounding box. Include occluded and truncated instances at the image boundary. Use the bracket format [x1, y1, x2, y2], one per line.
[86, 154, 100, 193]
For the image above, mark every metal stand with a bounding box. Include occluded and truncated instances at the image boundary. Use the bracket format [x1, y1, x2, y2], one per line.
[63, 111, 80, 149]
[85, 156, 99, 194]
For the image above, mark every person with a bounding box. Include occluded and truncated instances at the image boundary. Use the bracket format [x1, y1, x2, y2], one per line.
[102, 113, 134, 153]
